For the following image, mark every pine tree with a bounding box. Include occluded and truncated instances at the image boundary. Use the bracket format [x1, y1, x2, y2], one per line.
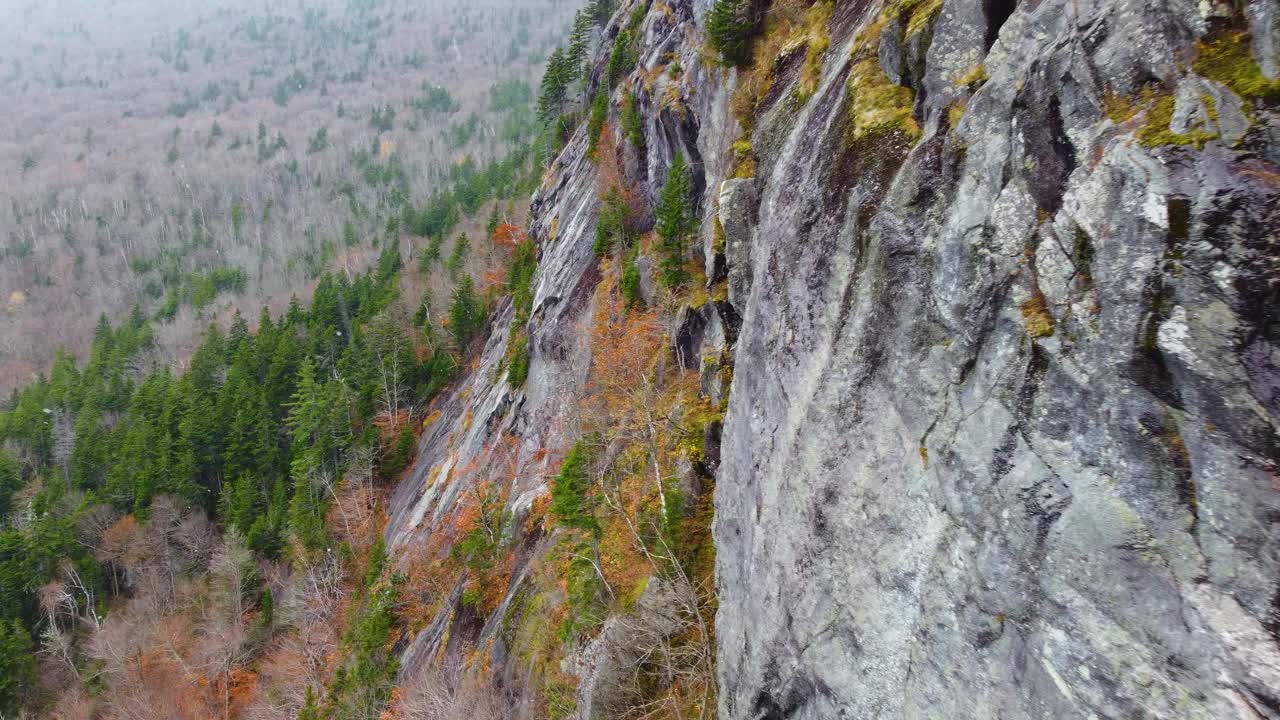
[375, 243, 402, 286]
[446, 232, 470, 278]
[0, 451, 21, 520]
[706, 0, 759, 66]
[448, 276, 485, 350]
[288, 359, 353, 484]
[298, 686, 321, 720]
[486, 205, 502, 238]
[565, 10, 594, 81]
[620, 88, 643, 147]
[379, 424, 416, 480]
[0, 619, 34, 715]
[537, 47, 571, 124]
[70, 396, 106, 490]
[551, 442, 598, 535]
[621, 251, 642, 307]
[655, 152, 694, 287]
[419, 233, 444, 272]
[412, 289, 433, 329]
[586, 90, 609, 160]
[226, 310, 250, 361]
[588, 0, 617, 27]
[220, 473, 258, 532]
[288, 479, 328, 552]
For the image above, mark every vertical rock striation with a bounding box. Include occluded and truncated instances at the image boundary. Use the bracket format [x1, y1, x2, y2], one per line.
[383, 0, 1280, 717]
[714, 0, 1280, 718]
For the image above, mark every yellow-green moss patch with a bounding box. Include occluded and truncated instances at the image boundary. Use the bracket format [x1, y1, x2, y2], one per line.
[846, 57, 922, 143]
[792, 1, 834, 104]
[891, 0, 944, 37]
[953, 63, 988, 89]
[1192, 31, 1280, 104]
[1102, 87, 1141, 124]
[1021, 292, 1055, 338]
[1135, 94, 1218, 149]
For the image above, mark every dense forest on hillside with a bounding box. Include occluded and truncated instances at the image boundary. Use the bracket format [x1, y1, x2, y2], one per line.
[0, 0, 589, 715]
[0, 0, 575, 391]
[0, 0, 728, 714]
[0, 237, 514, 716]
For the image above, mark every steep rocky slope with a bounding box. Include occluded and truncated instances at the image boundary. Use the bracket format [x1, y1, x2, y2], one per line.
[383, 0, 1280, 717]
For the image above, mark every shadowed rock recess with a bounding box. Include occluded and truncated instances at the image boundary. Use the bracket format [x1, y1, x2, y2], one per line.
[385, 0, 1280, 717]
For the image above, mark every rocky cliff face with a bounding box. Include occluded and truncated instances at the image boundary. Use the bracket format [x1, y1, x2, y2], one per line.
[384, 0, 1280, 717]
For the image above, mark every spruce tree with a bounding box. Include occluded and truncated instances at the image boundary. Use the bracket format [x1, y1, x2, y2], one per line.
[551, 442, 598, 535]
[586, 91, 609, 160]
[655, 152, 693, 287]
[448, 276, 485, 349]
[298, 686, 321, 720]
[706, 0, 759, 66]
[486, 205, 501, 238]
[565, 10, 594, 80]
[0, 619, 34, 715]
[0, 451, 21, 519]
[446, 232, 469, 278]
[537, 47, 570, 124]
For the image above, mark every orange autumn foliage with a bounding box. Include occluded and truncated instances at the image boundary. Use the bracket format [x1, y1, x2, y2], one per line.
[594, 125, 647, 231]
[583, 261, 665, 432]
[490, 222, 527, 249]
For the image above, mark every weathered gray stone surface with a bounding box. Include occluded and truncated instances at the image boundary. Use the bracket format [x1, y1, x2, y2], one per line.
[714, 0, 1280, 718]
[382, 0, 1280, 717]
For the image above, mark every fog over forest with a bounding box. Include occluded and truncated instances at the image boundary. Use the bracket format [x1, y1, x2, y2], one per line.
[0, 0, 573, 390]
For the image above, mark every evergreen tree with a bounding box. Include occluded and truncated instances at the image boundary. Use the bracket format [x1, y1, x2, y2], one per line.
[418, 233, 443, 273]
[620, 88, 643, 147]
[621, 251, 642, 307]
[706, 0, 760, 66]
[0, 451, 21, 520]
[537, 47, 572, 124]
[227, 311, 251, 361]
[605, 28, 638, 87]
[298, 686, 321, 720]
[0, 531, 32, 622]
[448, 276, 485, 350]
[221, 473, 258, 533]
[588, 0, 618, 26]
[379, 425, 415, 480]
[69, 397, 107, 490]
[551, 442, 598, 535]
[446, 232, 470, 278]
[486, 205, 502, 238]
[246, 478, 287, 558]
[375, 243, 402, 286]
[46, 349, 82, 411]
[0, 619, 34, 715]
[287, 360, 351, 480]
[586, 90, 609, 160]
[231, 202, 245, 239]
[565, 10, 594, 81]
[288, 478, 328, 552]
[655, 152, 694, 287]
[412, 289, 433, 329]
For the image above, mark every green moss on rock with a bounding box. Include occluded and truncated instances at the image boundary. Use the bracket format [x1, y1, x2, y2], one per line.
[846, 57, 921, 144]
[1135, 94, 1218, 149]
[1192, 31, 1280, 105]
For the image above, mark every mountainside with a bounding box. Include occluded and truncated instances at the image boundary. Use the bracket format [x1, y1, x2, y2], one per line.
[380, 0, 1280, 717]
[0, 0, 570, 390]
[0, 0, 1277, 717]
